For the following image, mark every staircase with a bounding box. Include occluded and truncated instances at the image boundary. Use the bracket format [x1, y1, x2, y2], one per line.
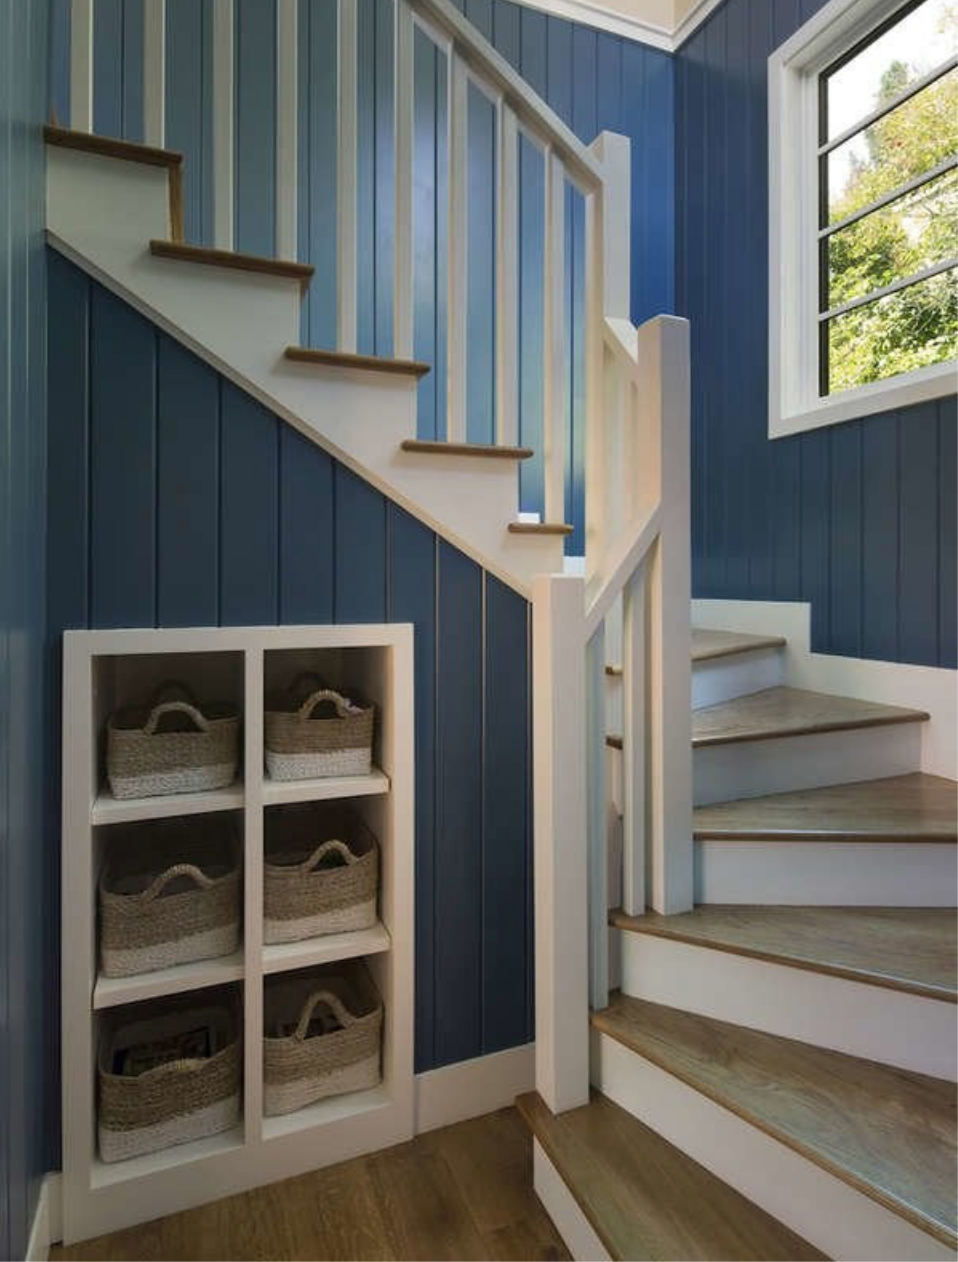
[524, 624, 957, 1261]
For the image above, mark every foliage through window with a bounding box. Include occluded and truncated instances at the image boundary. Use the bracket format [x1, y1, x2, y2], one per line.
[818, 0, 958, 395]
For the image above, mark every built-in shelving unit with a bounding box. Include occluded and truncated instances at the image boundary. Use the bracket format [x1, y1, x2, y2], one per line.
[62, 625, 415, 1245]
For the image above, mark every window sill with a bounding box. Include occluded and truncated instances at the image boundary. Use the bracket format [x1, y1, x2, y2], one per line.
[770, 359, 956, 439]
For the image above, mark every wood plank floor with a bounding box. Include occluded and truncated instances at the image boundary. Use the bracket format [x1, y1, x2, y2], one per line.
[692, 686, 930, 746]
[517, 1091, 823, 1261]
[593, 994, 958, 1249]
[694, 773, 958, 842]
[50, 1108, 569, 1261]
[610, 905, 958, 1000]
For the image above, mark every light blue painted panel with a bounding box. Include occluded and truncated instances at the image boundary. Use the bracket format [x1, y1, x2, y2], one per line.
[166, 0, 213, 246]
[518, 135, 545, 518]
[234, 0, 276, 256]
[466, 81, 496, 444]
[93, 0, 144, 141]
[299, 0, 338, 349]
[413, 31, 447, 440]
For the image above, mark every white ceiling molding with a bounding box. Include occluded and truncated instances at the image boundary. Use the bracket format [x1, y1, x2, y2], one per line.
[503, 0, 727, 51]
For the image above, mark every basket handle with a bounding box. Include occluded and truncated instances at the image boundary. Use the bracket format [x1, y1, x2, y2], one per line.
[296, 688, 356, 721]
[139, 863, 218, 901]
[297, 838, 357, 873]
[149, 679, 198, 707]
[143, 700, 210, 735]
[294, 989, 357, 1040]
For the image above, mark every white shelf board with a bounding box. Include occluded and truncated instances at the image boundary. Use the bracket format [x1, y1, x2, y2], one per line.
[262, 923, 391, 976]
[92, 782, 245, 826]
[261, 768, 390, 806]
[90, 1126, 246, 1189]
[262, 1084, 392, 1142]
[93, 951, 245, 1010]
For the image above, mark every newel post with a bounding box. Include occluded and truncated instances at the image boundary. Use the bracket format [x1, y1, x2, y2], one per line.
[532, 573, 590, 1114]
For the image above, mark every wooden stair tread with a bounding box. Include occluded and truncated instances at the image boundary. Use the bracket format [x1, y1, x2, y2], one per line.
[691, 686, 930, 747]
[516, 1090, 824, 1261]
[44, 124, 183, 169]
[593, 994, 958, 1247]
[692, 627, 787, 662]
[508, 521, 574, 536]
[607, 628, 787, 677]
[694, 773, 958, 843]
[150, 240, 315, 289]
[400, 439, 533, 459]
[610, 904, 958, 1001]
[286, 346, 430, 378]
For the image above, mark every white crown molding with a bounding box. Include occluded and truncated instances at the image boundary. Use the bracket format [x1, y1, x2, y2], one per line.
[501, 0, 727, 51]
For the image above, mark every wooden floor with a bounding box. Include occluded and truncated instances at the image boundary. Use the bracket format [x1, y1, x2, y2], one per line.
[691, 686, 929, 746]
[51, 1108, 569, 1262]
[690, 628, 787, 663]
[518, 1091, 823, 1261]
[694, 773, 958, 842]
[593, 994, 958, 1249]
[610, 905, 958, 1000]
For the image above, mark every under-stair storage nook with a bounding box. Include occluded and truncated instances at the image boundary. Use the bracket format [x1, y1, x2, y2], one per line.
[61, 624, 414, 1244]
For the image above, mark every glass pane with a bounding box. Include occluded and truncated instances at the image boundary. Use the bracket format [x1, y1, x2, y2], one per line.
[825, 67, 957, 223]
[825, 167, 958, 307]
[826, 0, 957, 142]
[825, 266, 957, 393]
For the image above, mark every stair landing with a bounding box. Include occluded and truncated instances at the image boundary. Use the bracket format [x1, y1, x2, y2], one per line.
[517, 1090, 823, 1261]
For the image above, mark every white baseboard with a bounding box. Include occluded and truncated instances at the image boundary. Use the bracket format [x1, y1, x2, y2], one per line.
[414, 1042, 536, 1134]
[533, 1139, 611, 1262]
[692, 599, 957, 780]
[26, 1173, 63, 1260]
[593, 1032, 954, 1262]
[619, 931, 958, 1080]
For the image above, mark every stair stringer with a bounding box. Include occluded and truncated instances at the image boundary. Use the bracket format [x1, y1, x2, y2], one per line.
[46, 143, 564, 595]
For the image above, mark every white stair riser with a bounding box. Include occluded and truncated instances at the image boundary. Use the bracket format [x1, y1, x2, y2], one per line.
[693, 722, 922, 804]
[692, 648, 785, 709]
[533, 1141, 611, 1262]
[592, 1033, 954, 1262]
[696, 839, 957, 906]
[617, 931, 958, 1080]
[47, 146, 565, 589]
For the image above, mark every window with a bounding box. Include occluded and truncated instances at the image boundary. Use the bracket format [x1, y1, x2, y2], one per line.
[769, 0, 957, 437]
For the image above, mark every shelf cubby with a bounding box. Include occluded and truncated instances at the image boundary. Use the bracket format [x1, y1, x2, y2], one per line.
[62, 624, 415, 1244]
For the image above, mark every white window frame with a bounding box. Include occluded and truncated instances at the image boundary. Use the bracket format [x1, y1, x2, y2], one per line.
[768, 0, 957, 439]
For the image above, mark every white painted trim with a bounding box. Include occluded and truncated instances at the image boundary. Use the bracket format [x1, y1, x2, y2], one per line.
[275, 0, 298, 262]
[594, 1033, 956, 1262]
[691, 598, 958, 779]
[533, 1140, 612, 1262]
[414, 1043, 536, 1132]
[768, 0, 957, 440]
[449, 0, 728, 52]
[692, 645, 785, 709]
[143, 0, 166, 149]
[542, 149, 567, 524]
[211, 0, 234, 251]
[337, 0, 359, 352]
[69, 0, 93, 132]
[619, 930, 958, 1079]
[26, 1174, 63, 1260]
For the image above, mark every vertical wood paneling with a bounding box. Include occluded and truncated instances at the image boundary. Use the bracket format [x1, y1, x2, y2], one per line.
[435, 541, 482, 1066]
[356, 0, 376, 354]
[333, 465, 387, 622]
[93, 0, 145, 141]
[219, 383, 279, 625]
[279, 427, 334, 623]
[413, 31, 447, 441]
[387, 505, 438, 1072]
[166, 0, 213, 246]
[299, 0, 337, 349]
[156, 335, 220, 626]
[90, 287, 156, 628]
[482, 576, 530, 1053]
[234, 0, 276, 256]
[518, 134, 545, 518]
[374, 0, 395, 356]
[466, 80, 497, 444]
[677, 0, 955, 666]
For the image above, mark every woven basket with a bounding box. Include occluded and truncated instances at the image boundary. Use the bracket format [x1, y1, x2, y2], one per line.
[98, 992, 241, 1163]
[107, 682, 240, 800]
[264, 680, 374, 781]
[99, 818, 241, 977]
[264, 805, 378, 945]
[263, 963, 382, 1116]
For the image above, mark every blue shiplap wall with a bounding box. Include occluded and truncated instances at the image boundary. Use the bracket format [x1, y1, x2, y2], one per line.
[0, 1, 50, 1256]
[47, 255, 533, 1105]
[49, 0, 675, 551]
[675, 0, 957, 668]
